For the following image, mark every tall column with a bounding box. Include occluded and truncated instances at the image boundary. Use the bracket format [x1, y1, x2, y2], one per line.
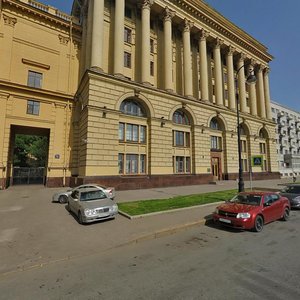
[182, 18, 194, 98]
[90, 0, 104, 71]
[113, 0, 125, 76]
[162, 7, 175, 91]
[85, 3, 92, 69]
[257, 65, 266, 118]
[140, 0, 153, 85]
[213, 38, 224, 106]
[237, 53, 247, 113]
[199, 29, 209, 101]
[264, 67, 272, 120]
[226, 45, 236, 110]
[249, 60, 257, 116]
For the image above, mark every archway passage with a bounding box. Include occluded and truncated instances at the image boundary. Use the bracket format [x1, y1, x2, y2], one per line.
[9, 125, 50, 186]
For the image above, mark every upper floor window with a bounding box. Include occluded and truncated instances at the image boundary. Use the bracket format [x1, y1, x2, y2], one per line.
[124, 27, 132, 43]
[210, 118, 220, 130]
[150, 39, 154, 53]
[27, 71, 42, 88]
[27, 100, 40, 115]
[125, 6, 132, 19]
[211, 136, 222, 150]
[173, 131, 190, 147]
[124, 52, 131, 68]
[120, 100, 146, 117]
[173, 110, 190, 125]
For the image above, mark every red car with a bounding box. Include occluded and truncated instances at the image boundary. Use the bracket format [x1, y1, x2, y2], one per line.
[213, 191, 290, 232]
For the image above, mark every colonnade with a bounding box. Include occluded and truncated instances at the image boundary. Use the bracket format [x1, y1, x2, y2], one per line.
[84, 0, 272, 120]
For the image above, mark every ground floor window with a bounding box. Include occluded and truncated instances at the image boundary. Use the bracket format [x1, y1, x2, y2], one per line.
[174, 156, 191, 174]
[242, 158, 248, 172]
[119, 153, 146, 174]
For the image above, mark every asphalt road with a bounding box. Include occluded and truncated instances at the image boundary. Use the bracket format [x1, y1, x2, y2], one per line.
[0, 210, 299, 300]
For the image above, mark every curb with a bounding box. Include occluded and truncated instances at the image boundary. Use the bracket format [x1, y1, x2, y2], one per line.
[119, 201, 222, 220]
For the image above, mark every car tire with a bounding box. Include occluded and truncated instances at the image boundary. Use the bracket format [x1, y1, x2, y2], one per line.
[58, 195, 67, 204]
[282, 207, 290, 221]
[78, 211, 84, 225]
[253, 215, 264, 232]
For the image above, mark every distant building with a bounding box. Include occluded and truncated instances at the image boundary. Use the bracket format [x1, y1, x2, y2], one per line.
[0, 0, 279, 189]
[271, 101, 300, 177]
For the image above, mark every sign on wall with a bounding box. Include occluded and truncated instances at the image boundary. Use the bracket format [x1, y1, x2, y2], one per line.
[251, 155, 263, 167]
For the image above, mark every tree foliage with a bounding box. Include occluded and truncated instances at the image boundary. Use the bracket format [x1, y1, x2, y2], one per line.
[14, 134, 48, 167]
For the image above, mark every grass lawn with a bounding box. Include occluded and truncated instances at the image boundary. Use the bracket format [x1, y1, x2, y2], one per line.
[118, 189, 237, 216]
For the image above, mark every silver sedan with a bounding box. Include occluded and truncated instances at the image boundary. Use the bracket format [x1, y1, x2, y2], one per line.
[67, 187, 118, 224]
[52, 184, 115, 204]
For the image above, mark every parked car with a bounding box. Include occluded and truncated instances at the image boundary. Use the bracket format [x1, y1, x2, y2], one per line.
[280, 184, 300, 209]
[67, 187, 118, 224]
[213, 191, 290, 232]
[52, 184, 115, 204]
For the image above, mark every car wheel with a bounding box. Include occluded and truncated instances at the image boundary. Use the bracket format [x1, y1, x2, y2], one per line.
[78, 211, 84, 225]
[58, 195, 67, 204]
[282, 207, 290, 221]
[253, 215, 264, 232]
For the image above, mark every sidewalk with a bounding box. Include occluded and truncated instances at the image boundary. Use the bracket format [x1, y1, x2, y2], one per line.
[0, 178, 292, 276]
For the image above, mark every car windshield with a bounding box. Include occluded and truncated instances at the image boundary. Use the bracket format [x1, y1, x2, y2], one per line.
[80, 190, 107, 201]
[230, 194, 262, 206]
[281, 186, 300, 194]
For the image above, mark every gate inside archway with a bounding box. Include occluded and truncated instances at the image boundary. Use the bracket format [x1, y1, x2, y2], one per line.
[8, 125, 50, 186]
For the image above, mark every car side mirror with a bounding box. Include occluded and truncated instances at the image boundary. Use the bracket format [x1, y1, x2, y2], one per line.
[264, 202, 271, 207]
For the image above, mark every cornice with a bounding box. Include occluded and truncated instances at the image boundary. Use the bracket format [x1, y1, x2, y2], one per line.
[167, 0, 273, 62]
[2, 0, 82, 34]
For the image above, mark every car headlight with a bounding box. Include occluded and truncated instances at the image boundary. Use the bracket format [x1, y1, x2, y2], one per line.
[236, 212, 251, 219]
[111, 204, 118, 212]
[293, 196, 300, 202]
[84, 208, 97, 216]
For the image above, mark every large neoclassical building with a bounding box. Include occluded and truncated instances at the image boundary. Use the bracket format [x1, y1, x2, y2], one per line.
[0, 0, 279, 189]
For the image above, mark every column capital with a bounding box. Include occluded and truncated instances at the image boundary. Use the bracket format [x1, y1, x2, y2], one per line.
[139, 0, 154, 10]
[182, 18, 194, 33]
[162, 6, 176, 22]
[238, 52, 247, 62]
[198, 28, 210, 41]
[250, 58, 257, 66]
[264, 67, 270, 75]
[227, 45, 236, 55]
[213, 37, 224, 49]
[256, 64, 265, 72]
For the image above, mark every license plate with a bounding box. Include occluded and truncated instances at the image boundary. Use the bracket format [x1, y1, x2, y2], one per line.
[219, 218, 231, 224]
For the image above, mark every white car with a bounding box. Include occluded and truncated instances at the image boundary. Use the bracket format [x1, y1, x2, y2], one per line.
[67, 188, 118, 224]
[52, 184, 115, 204]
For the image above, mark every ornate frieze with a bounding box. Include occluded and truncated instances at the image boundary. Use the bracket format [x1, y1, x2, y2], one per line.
[58, 34, 70, 45]
[3, 14, 17, 27]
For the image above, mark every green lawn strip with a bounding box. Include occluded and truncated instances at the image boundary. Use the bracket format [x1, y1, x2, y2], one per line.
[118, 189, 237, 216]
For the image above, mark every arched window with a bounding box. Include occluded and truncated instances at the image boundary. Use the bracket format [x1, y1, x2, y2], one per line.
[172, 110, 191, 174]
[259, 128, 267, 139]
[119, 99, 148, 175]
[210, 118, 219, 130]
[173, 110, 190, 125]
[120, 100, 146, 117]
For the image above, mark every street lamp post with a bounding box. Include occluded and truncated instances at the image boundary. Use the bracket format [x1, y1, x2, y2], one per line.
[235, 65, 256, 192]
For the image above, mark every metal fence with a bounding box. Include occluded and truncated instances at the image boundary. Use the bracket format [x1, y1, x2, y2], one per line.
[13, 167, 45, 185]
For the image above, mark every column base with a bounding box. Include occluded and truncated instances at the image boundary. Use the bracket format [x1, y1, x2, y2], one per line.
[142, 81, 153, 87]
[90, 66, 104, 73]
[114, 73, 126, 79]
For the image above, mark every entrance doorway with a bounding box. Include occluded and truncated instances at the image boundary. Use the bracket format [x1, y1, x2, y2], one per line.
[211, 156, 222, 181]
[8, 125, 50, 186]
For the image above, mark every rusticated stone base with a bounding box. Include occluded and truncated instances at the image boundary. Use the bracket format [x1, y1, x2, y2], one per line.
[46, 174, 215, 190]
[223, 172, 281, 181]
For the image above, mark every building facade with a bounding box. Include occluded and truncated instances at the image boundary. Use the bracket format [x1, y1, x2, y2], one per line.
[0, 0, 279, 189]
[271, 101, 300, 177]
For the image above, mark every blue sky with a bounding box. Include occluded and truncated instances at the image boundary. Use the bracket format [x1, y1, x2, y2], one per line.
[40, 0, 299, 112]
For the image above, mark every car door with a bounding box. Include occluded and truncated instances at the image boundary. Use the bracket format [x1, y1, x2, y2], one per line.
[262, 194, 275, 223]
[270, 193, 282, 220]
[69, 190, 80, 213]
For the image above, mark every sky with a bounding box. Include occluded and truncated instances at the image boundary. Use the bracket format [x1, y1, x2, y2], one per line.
[40, 0, 300, 112]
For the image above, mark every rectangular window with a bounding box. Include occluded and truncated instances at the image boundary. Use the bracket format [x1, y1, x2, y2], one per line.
[126, 124, 139, 142]
[224, 89, 228, 100]
[124, 52, 131, 68]
[150, 61, 154, 76]
[140, 154, 146, 173]
[174, 156, 190, 174]
[150, 39, 154, 53]
[27, 71, 42, 88]
[173, 131, 190, 147]
[140, 126, 146, 143]
[124, 27, 132, 43]
[125, 6, 132, 19]
[241, 140, 247, 153]
[118, 154, 124, 174]
[126, 154, 138, 174]
[27, 100, 40, 115]
[263, 159, 267, 171]
[211, 136, 222, 150]
[260, 142, 266, 154]
[119, 123, 125, 141]
[242, 159, 248, 172]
